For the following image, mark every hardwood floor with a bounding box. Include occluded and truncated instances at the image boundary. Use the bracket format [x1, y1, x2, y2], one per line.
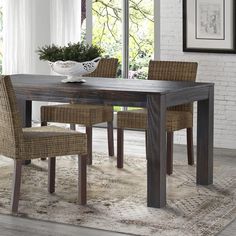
[0, 127, 235, 236]
[0, 214, 129, 236]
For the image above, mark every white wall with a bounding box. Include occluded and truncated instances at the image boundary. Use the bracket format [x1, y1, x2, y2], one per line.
[160, 0, 236, 149]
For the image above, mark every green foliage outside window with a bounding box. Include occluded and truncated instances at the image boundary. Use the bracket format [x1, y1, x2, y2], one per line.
[82, 0, 154, 80]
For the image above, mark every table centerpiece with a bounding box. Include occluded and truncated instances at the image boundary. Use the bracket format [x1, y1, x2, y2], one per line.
[37, 42, 103, 83]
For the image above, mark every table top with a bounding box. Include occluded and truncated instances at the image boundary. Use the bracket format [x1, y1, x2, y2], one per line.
[10, 74, 214, 107]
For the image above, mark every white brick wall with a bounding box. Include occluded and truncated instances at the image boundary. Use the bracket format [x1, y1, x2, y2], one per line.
[160, 0, 236, 149]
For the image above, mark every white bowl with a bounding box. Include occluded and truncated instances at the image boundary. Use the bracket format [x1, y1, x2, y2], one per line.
[49, 57, 101, 83]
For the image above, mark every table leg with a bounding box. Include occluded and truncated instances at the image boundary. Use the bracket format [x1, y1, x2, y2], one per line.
[147, 95, 166, 208]
[197, 86, 214, 185]
[18, 99, 32, 165]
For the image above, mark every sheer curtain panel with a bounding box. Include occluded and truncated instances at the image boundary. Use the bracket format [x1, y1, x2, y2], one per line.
[50, 0, 81, 46]
[3, 0, 36, 73]
[3, 0, 81, 120]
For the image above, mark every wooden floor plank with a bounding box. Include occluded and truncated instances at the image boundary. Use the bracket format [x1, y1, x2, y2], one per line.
[0, 214, 130, 236]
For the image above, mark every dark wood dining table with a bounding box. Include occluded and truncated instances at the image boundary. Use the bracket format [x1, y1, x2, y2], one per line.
[10, 74, 214, 208]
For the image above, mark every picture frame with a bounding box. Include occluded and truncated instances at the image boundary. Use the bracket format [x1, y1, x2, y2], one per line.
[183, 0, 236, 53]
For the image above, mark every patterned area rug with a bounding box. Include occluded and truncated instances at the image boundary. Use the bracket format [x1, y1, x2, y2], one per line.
[0, 153, 236, 236]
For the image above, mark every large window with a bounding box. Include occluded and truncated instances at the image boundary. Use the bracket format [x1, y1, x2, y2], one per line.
[91, 0, 154, 79]
[129, 0, 154, 79]
[92, 0, 122, 69]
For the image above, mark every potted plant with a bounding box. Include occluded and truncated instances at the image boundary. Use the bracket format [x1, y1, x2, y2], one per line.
[37, 42, 104, 82]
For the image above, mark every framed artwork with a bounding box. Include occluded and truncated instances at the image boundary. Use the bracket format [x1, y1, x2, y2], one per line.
[183, 0, 236, 53]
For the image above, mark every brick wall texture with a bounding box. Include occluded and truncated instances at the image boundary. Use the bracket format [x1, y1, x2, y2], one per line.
[160, 0, 236, 149]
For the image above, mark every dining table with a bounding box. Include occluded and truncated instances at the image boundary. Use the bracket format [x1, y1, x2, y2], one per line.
[10, 74, 214, 208]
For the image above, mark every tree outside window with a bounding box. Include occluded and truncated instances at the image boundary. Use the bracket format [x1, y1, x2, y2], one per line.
[82, 0, 154, 80]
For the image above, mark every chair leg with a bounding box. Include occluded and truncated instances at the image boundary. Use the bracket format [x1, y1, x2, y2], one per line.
[78, 155, 87, 205]
[70, 124, 76, 130]
[48, 157, 56, 193]
[167, 132, 173, 175]
[86, 126, 93, 165]
[107, 121, 114, 156]
[145, 130, 148, 159]
[41, 121, 47, 161]
[117, 128, 124, 168]
[187, 128, 194, 165]
[11, 160, 22, 213]
[41, 121, 47, 126]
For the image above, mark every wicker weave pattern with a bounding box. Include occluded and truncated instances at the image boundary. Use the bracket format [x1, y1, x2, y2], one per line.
[22, 126, 87, 160]
[0, 76, 87, 160]
[85, 58, 118, 78]
[117, 61, 197, 131]
[0, 76, 23, 158]
[41, 58, 118, 125]
[148, 61, 198, 112]
[41, 104, 113, 126]
[117, 109, 193, 132]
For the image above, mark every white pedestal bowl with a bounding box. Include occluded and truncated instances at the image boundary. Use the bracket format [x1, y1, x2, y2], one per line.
[49, 57, 101, 83]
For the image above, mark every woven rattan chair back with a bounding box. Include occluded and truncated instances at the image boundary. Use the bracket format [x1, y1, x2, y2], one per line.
[148, 61, 198, 112]
[0, 76, 23, 158]
[86, 58, 118, 78]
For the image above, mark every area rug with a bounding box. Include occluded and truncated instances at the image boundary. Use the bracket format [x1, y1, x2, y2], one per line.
[0, 153, 236, 236]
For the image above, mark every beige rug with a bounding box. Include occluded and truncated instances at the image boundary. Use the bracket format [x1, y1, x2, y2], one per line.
[0, 153, 236, 236]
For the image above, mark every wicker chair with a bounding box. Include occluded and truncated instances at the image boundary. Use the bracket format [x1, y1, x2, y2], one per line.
[41, 58, 118, 165]
[117, 61, 198, 174]
[0, 76, 87, 213]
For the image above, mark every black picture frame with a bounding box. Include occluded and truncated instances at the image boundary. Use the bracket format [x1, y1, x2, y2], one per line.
[183, 0, 236, 53]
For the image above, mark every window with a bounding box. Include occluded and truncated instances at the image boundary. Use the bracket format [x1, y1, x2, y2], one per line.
[129, 0, 154, 80]
[91, 0, 154, 80]
[92, 0, 122, 75]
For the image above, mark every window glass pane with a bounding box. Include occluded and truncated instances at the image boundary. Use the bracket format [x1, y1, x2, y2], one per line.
[92, 0, 122, 76]
[129, 0, 154, 80]
[92, 0, 154, 79]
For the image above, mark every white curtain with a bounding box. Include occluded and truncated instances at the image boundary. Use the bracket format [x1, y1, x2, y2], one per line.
[3, 0, 36, 74]
[3, 0, 81, 73]
[3, 0, 81, 120]
[50, 0, 81, 46]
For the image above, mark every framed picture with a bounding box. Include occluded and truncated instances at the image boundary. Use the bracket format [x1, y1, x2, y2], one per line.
[183, 0, 236, 53]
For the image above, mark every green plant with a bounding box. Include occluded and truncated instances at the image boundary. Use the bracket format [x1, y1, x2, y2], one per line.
[37, 42, 104, 62]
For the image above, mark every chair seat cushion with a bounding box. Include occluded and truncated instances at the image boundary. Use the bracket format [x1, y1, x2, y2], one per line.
[21, 126, 87, 160]
[41, 104, 113, 126]
[117, 109, 193, 132]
